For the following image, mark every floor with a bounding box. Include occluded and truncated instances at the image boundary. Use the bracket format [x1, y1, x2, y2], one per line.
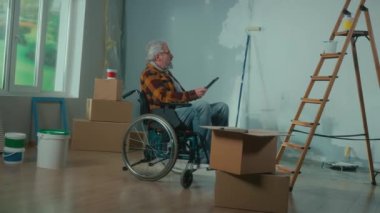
[0, 148, 379, 213]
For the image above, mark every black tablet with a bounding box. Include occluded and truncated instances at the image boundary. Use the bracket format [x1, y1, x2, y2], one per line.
[205, 77, 219, 89]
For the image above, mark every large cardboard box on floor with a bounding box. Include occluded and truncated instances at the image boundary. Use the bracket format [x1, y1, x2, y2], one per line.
[205, 126, 278, 175]
[86, 99, 133, 123]
[93, 78, 122, 101]
[215, 171, 289, 213]
[71, 119, 129, 152]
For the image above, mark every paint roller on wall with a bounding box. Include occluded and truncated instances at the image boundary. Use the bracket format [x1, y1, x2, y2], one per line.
[246, 26, 262, 32]
[235, 26, 261, 127]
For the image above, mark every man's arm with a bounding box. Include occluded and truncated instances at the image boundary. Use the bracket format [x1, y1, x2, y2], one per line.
[141, 69, 199, 104]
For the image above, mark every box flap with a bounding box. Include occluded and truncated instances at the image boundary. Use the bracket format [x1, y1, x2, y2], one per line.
[246, 129, 279, 136]
[202, 126, 279, 137]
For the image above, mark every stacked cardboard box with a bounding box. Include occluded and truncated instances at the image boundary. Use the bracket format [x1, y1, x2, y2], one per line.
[71, 79, 132, 152]
[206, 127, 290, 213]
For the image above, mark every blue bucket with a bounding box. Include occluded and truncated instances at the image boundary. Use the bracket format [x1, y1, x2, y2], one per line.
[3, 147, 25, 164]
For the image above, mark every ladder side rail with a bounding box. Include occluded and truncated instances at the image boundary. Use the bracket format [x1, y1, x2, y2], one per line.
[329, 0, 352, 40]
[290, 82, 334, 188]
[320, 0, 365, 101]
[306, 58, 326, 95]
[293, 0, 366, 138]
[313, 0, 365, 125]
[276, 125, 295, 163]
[276, 57, 327, 163]
[350, 38, 376, 185]
[336, 0, 365, 56]
[289, 124, 320, 189]
[289, 75, 338, 189]
[292, 58, 326, 122]
[363, 8, 380, 86]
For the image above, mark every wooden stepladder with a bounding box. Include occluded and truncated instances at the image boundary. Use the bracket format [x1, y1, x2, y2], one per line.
[276, 0, 380, 191]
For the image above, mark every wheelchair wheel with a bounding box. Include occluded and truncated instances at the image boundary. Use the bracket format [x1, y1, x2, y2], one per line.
[180, 169, 193, 189]
[122, 114, 178, 181]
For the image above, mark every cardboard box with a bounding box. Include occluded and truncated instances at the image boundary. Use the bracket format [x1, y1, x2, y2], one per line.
[206, 127, 278, 175]
[215, 171, 289, 213]
[71, 119, 129, 152]
[93, 78, 122, 101]
[86, 99, 133, 123]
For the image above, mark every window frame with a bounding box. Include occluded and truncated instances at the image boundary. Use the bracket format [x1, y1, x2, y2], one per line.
[0, 0, 86, 98]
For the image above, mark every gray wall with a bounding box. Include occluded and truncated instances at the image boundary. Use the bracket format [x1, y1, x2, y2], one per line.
[123, 0, 380, 168]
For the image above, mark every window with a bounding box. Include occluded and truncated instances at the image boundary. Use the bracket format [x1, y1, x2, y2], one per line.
[0, 0, 85, 97]
[0, 1, 6, 89]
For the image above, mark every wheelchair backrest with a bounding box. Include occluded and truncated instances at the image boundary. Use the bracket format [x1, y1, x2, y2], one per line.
[122, 89, 150, 115]
[138, 91, 150, 115]
[123, 89, 186, 130]
[139, 91, 181, 128]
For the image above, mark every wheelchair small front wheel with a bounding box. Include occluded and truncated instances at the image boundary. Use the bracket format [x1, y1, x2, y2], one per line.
[181, 169, 193, 189]
[122, 114, 178, 181]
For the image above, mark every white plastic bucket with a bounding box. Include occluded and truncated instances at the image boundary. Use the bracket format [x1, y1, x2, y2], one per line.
[323, 40, 338, 53]
[37, 130, 70, 169]
[3, 147, 25, 164]
[5, 132, 26, 148]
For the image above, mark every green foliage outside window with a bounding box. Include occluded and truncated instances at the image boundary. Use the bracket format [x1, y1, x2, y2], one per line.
[15, 10, 59, 91]
[1, 0, 64, 92]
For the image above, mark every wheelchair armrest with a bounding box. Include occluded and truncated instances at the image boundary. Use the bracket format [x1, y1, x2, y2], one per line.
[122, 89, 139, 99]
[161, 102, 192, 109]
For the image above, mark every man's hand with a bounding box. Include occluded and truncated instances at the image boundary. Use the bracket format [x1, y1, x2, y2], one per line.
[194, 87, 207, 98]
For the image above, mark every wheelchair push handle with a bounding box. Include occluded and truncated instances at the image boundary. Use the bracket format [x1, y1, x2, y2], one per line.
[164, 102, 192, 108]
[122, 89, 140, 99]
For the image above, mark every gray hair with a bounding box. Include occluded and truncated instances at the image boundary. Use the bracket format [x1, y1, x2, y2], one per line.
[145, 40, 167, 63]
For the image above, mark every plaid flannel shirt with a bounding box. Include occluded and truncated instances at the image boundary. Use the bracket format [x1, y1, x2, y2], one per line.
[140, 63, 199, 110]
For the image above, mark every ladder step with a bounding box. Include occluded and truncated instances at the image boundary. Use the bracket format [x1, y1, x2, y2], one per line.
[311, 75, 336, 81]
[282, 142, 309, 151]
[276, 164, 300, 174]
[292, 120, 316, 127]
[321, 52, 342, 59]
[335, 30, 368, 37]
[301, 98, 326, 104]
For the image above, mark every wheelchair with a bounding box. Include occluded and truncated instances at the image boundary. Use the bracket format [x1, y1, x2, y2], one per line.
[121, 90, 210, 188]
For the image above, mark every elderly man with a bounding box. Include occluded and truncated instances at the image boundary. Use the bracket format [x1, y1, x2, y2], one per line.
[140, 40, 229, 156]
